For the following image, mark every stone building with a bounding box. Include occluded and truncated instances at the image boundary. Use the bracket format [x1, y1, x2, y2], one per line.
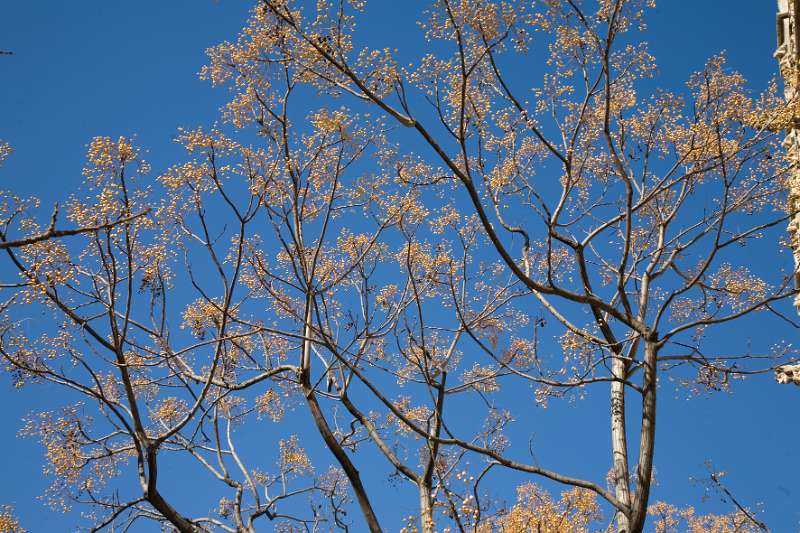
[776, 0, 800, 385]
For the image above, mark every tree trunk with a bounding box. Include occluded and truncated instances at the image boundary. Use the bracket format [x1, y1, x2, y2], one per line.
[628, 341, 658, 533]
[300, 295, 384, 533]
[419, 483, 435, 533]
[610, 352, 632, 533]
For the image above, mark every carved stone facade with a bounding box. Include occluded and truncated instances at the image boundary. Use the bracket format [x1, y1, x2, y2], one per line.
[776, 1, 800, 385]
[776, 0, 800, 303]
[776, 363, 800, 385]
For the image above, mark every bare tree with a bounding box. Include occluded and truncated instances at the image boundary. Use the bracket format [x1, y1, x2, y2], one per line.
[0, 1, 793, 532]
[0, 143, 148, 252]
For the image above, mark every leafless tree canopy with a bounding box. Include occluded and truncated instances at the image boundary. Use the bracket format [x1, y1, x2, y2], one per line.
[0, 1, 795, 532]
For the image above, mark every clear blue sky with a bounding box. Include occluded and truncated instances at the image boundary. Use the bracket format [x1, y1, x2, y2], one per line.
[1, 1, 798, 531]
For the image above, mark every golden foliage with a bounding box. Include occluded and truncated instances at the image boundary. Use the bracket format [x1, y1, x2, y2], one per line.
[648, 501, 764, 533]
[255, 389, 285, 422]
[477, 484, 602, 533]
[279, 435, 313, 475]
[0, 141, 11, 165]
[0, 507, 24, 533]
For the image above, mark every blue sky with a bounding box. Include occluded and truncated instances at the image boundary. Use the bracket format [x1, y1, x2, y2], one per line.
[1, 1, 799, 531]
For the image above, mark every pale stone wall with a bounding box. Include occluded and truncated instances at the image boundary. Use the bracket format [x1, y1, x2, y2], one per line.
[776, 2, 800, 385]
[776, 1, 800, 311]
[776, 363, 800, 385]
